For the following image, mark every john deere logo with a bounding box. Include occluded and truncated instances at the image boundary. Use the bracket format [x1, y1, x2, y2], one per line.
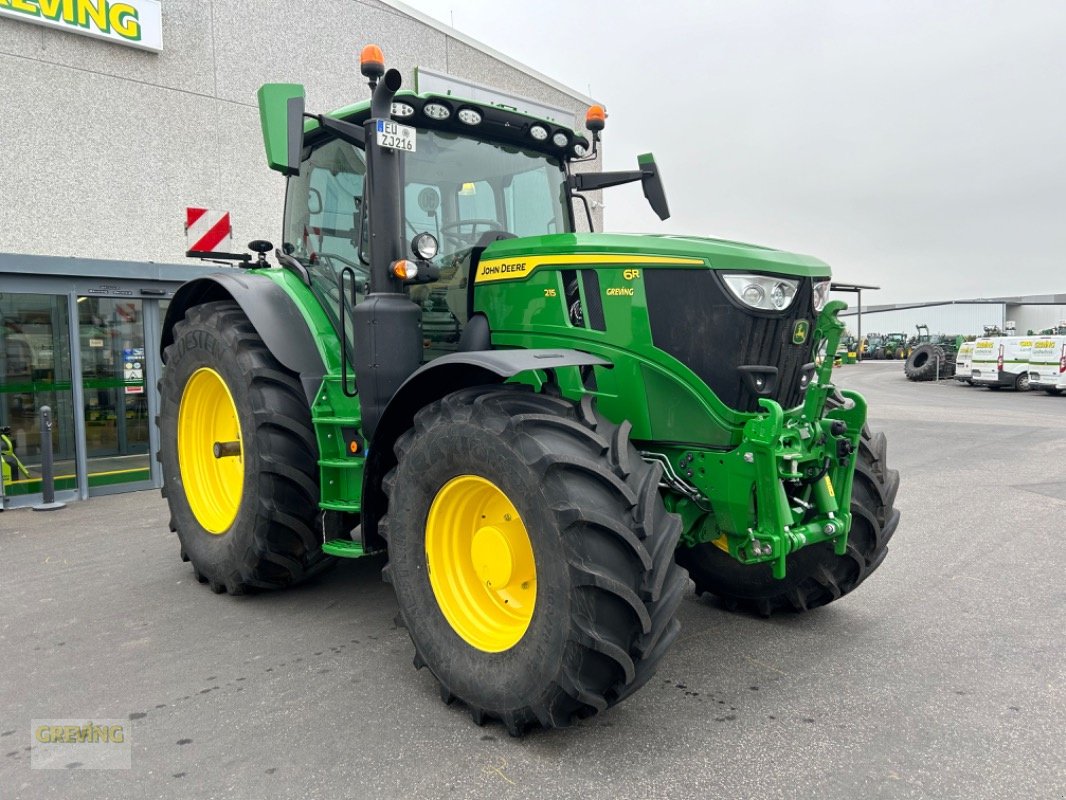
[792, 320, 810, 345]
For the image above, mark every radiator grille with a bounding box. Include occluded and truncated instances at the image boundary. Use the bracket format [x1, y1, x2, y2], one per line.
[643, 270, 816, 412]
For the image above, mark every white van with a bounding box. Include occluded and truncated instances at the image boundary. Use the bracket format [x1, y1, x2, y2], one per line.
[1027, 336, 1066, 395]
[954, 341, 975, 384]
[971, 336, 1034, 390]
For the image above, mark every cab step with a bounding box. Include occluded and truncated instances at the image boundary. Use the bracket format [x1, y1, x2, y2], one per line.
[322, 539, 368, 558]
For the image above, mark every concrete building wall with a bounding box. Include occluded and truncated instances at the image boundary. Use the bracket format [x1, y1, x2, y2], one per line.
[0, 0, 600, 266]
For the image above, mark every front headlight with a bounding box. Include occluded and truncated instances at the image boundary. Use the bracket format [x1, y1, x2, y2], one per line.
[723, 274, 799, 311]
[812, 279, 831, 313]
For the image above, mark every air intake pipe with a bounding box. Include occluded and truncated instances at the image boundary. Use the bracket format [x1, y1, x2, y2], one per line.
[353, 66, 423, 439]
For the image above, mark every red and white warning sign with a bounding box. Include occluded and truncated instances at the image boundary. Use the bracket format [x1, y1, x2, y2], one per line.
[185, 208, 233, 254]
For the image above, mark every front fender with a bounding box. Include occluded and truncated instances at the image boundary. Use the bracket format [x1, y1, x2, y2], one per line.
[361, 348, 609, 551]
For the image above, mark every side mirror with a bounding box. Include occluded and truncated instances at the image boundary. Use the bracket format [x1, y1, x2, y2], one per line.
[637, 153, 670, 221]
[567, 153, 671, 222]
[257, 83, 306, 176]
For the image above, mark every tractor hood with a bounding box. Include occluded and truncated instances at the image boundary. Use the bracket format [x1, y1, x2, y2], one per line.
[480, 232, 832, 279]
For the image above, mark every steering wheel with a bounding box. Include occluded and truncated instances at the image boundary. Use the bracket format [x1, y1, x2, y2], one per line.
[439, 219, 502, 248]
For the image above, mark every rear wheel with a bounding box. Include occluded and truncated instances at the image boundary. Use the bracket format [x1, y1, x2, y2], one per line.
[381, 387, 687, 733]
[1014, 373, 1031, 391]
[676, 418, 899, 616]
[158, 301, 332, 594]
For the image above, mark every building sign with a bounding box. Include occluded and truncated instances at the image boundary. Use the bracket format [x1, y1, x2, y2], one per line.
[0, 0, 162, 53]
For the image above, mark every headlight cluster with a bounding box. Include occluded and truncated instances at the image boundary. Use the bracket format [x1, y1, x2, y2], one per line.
[722, 274, 833, 314]
[723, 274, 799, 311]
[812, 279, 831, 312]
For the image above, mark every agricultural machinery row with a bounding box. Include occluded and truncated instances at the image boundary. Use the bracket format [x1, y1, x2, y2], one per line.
[872, 320, 1066, 393]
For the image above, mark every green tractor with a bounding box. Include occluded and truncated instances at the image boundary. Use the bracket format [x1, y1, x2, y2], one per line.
[158, 46, 899, 734]
[864, 332, 885, 359]
[882, 332, 910, 360]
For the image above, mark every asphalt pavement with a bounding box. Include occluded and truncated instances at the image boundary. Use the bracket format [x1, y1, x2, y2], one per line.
[1, 361, 1063, 799]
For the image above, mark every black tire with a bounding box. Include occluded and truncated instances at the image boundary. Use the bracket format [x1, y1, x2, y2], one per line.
[1046, 388, 1063, 396]
[904, 343, 948, 381]
[1014, 372, 1031, 392]
[675, 414, 899, 616]
[158, 301, 332, 594]
[380, 386, 687, 734]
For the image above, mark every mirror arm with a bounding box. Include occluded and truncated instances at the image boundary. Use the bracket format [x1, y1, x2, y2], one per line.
[314, 115, 366, 147]
[568, 170, 642, 192]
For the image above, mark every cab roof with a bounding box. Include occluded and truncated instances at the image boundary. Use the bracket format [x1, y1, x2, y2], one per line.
[304, 90, 591, 162]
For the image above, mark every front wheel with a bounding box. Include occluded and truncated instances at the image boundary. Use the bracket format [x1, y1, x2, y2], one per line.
[381, 387, 687, 734]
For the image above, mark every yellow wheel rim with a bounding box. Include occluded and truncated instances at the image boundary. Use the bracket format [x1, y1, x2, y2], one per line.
[177, 367, 244, 534]
[425, 475, 537, 652]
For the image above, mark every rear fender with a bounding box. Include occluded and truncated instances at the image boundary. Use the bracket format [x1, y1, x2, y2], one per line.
[161, 273, 325, 405]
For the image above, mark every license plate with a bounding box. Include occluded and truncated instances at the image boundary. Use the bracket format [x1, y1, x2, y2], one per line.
[376, 119, 416, 152]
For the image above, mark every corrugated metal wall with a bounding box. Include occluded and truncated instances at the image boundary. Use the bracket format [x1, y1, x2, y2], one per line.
[839, 304, 1004, 337]
[1007, 304, 1066, 334]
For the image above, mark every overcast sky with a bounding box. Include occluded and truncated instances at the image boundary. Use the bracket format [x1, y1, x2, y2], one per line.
[403, 0, 1065, 304]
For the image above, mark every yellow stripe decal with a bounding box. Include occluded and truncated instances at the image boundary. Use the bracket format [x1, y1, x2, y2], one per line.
[474, 253, 704, 283]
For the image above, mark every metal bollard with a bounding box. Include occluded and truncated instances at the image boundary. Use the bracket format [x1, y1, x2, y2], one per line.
[33, 405, 66, 512]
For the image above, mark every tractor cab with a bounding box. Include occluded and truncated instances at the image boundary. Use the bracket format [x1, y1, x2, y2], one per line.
[280, 102, 576, 359]
[261, 50, 666, 369]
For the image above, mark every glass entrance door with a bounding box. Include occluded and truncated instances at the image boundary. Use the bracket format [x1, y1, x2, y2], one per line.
[77, 296, 152, 492]
[0, 293, 76, 499]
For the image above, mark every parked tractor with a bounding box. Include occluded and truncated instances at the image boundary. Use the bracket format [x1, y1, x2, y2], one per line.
[881, 332, 910, 360]
[158, 46, 900, 734]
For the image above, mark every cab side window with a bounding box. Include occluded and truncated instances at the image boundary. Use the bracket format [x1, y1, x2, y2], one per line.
[505, 166, 560, 237]
[283, 140, 367, 281]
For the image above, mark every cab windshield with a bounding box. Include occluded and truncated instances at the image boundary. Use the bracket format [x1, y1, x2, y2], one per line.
[283, 127, 571, 360]
[283, 128, 570, 293]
